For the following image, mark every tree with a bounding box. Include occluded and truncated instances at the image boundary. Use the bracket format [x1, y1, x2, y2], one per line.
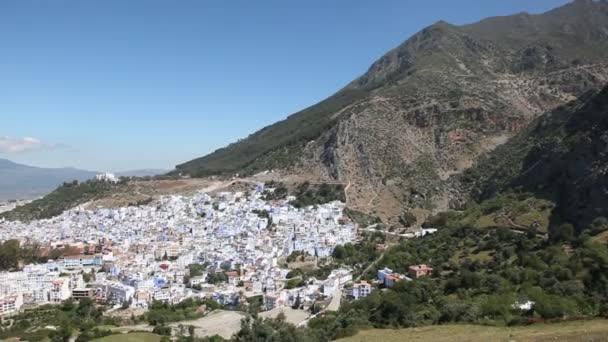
[292, 294, 301, 309]
[551, 223, 574, 242]
[50, 321, 72, 342]
[152, 325, 172, 336]
[332, 245, 345, 260]
[399, 211, 417, 227]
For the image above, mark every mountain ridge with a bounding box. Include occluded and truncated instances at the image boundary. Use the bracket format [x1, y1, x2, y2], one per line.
[0, 159, 168, 200]
[0, 159, 98, 200]
[175, 0, 608, 222]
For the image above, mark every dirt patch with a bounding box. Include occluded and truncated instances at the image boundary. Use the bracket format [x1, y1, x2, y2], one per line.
[169, 310, 245, 339]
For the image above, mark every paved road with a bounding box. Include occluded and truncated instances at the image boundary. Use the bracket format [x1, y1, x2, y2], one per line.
[326, 289, 342, 311]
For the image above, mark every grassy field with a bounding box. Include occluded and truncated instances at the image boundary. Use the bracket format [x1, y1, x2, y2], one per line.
[92, 332, 161, 342]
[338, 320, 608, 342]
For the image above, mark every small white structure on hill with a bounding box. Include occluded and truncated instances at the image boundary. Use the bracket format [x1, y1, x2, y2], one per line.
[96, 172, 119, 183]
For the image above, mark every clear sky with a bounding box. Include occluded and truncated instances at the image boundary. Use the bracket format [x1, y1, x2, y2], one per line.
[0, 0, 571, 172]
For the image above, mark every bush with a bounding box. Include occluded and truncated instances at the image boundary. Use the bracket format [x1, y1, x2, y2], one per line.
[152, 325, 172, 336]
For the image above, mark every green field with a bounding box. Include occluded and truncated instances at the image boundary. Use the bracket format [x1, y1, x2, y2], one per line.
[338, 320, 608, 342]
[92, 332, 161, 342]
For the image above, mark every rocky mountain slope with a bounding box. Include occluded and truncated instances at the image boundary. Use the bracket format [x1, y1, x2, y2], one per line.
[176, 0, 608, 222]
[0, 159, 97, 200]
[458, 83, 608, 231]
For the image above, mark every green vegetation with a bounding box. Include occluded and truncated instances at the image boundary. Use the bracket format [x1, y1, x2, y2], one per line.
[0, 298, 115, 342]
[285, 251, 307, 263]
[229, 205, 608, 341]
[284, 278, 306, 290]
[0, 240, 47, 271]
[332, 240, 382, 274]
[343, 208, 381, 227]
[0, 239, 82, 271]
[289, 182, 345, 208]
[455, 192, 554, 233]
[337, 320, 608, 342]
[262, 181, 288, 201]
[145, 298, 221, 326]
[93, 332, 161, 342]
[206, 272, 228, 285]
[286, 265, 334, 282]
[398, 211, 417, 227]
[183, 263, 207, 286]
[460, 85, 608, 231]
[261, 181, 345, 208]
[1, 180, 126, 222]
[233, 315, 311, 342]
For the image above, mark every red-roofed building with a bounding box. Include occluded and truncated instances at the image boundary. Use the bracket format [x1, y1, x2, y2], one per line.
[225, 271, 241, 286]
[384, 274, 403, 288]
[408, 264, 433, 279]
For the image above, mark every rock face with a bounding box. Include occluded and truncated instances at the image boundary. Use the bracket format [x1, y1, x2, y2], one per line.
[459, 84, 608, 231]
[176, 1, 608, 222]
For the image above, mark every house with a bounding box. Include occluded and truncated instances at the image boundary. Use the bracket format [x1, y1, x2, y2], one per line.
[134, 290, 151, 308]
[323, 278, 338, 297]
[106, 282, 135, 305]
[384, 274, 403, 288]
[264, 293, 278, 310]
[72, 288, 95, 300]
[377, 268, 393, 283]
[408, 264, 433, 279]
[0, 293, 23, 315]
[213, 290, 239, 306]
[69, 273, 85, 289]
[62, 255, 103, 269]
[350, 281, 372, 299]
[189, 275, 207, 287]
[225, 271, 241, 286]
[49, 278, 71, 302]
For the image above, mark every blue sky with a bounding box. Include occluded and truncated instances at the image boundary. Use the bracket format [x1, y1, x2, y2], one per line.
[0, 0, 570, 172]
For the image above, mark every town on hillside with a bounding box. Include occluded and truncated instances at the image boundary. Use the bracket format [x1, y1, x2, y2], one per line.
[0, 177, 435, 337]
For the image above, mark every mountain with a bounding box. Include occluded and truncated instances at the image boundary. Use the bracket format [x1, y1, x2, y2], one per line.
[174, 0, 608, 222]
[458, 83, 608, 231]
[0, 159, 97, 200]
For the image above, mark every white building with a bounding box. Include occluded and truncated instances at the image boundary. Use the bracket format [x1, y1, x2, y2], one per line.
[351, 281, 372, 299]
[0, 293, 23, 315]
[96, 172, 119, 183]
[49, 278, 71, 302]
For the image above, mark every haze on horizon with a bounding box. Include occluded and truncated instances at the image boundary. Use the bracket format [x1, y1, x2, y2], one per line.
[1, 0, 570, 172]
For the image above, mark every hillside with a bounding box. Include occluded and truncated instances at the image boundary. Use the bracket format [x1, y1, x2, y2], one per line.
[115, 169, 170, 178]
[0, 180, 124, 222]
[175, 0, 608, 222]
[228, 216, 608, 341]
[0, 159, 97, 200]
[0, 178, 224, 222]
[457, 83, 608, 231]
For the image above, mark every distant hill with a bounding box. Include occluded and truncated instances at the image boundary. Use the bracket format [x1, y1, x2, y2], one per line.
[0, 179, 124, 222]
[0, 159, 97, 200]
[115, 169, 170, 178]
[174, 0, 608, 222]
